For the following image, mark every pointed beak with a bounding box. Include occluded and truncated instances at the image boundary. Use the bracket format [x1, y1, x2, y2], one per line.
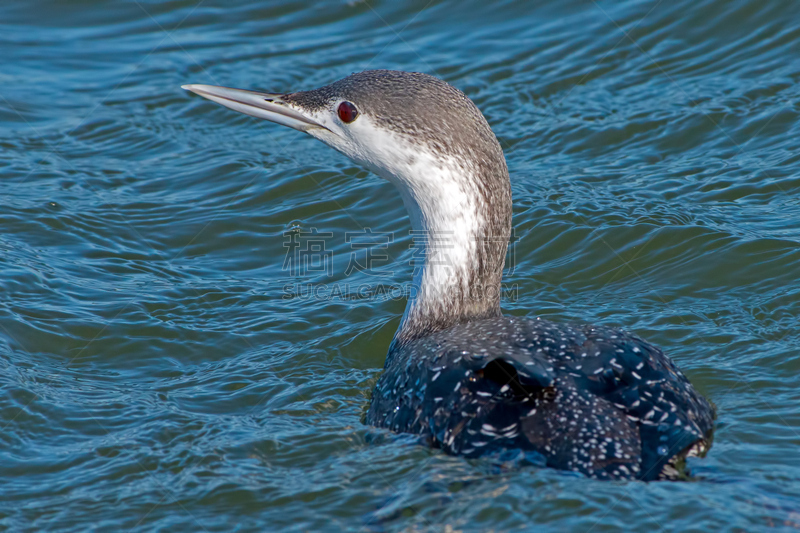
[182, 84, 328, 133]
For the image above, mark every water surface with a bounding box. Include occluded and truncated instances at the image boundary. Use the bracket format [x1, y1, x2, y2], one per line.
[2, 0, 800, 530]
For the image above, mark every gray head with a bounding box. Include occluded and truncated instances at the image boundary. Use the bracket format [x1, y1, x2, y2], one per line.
[184, 70, 512, 345]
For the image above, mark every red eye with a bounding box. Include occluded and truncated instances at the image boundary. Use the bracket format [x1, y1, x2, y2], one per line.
[337, 101, 358, 123]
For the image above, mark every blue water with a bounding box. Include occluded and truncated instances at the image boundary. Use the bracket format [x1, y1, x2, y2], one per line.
[2, 0, 800, 530]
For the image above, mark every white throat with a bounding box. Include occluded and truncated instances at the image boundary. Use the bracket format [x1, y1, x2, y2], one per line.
[394, 154, 484, 333]
[308, 114, 507, 345]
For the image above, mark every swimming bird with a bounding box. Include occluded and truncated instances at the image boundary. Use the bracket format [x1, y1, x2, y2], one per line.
[183, 70, 714, 481]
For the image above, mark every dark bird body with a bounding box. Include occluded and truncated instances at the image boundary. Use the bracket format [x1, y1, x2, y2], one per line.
[183, 69, 715, 481]
[368, 316, 713, 480]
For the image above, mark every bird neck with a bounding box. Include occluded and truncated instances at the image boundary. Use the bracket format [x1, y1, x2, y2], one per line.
[388, 158, 512, 349]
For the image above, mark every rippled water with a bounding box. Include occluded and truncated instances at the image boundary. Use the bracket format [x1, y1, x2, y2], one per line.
[2, 0, 800, 530]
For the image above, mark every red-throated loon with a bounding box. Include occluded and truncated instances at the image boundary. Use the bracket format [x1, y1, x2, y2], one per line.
[183, 70, 714, 481]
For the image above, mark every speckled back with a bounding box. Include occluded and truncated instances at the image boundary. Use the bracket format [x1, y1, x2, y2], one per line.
[366, 316, 715, 481]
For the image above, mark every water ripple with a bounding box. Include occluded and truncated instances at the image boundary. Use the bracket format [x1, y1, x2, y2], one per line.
[1, 0, 800, 530]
